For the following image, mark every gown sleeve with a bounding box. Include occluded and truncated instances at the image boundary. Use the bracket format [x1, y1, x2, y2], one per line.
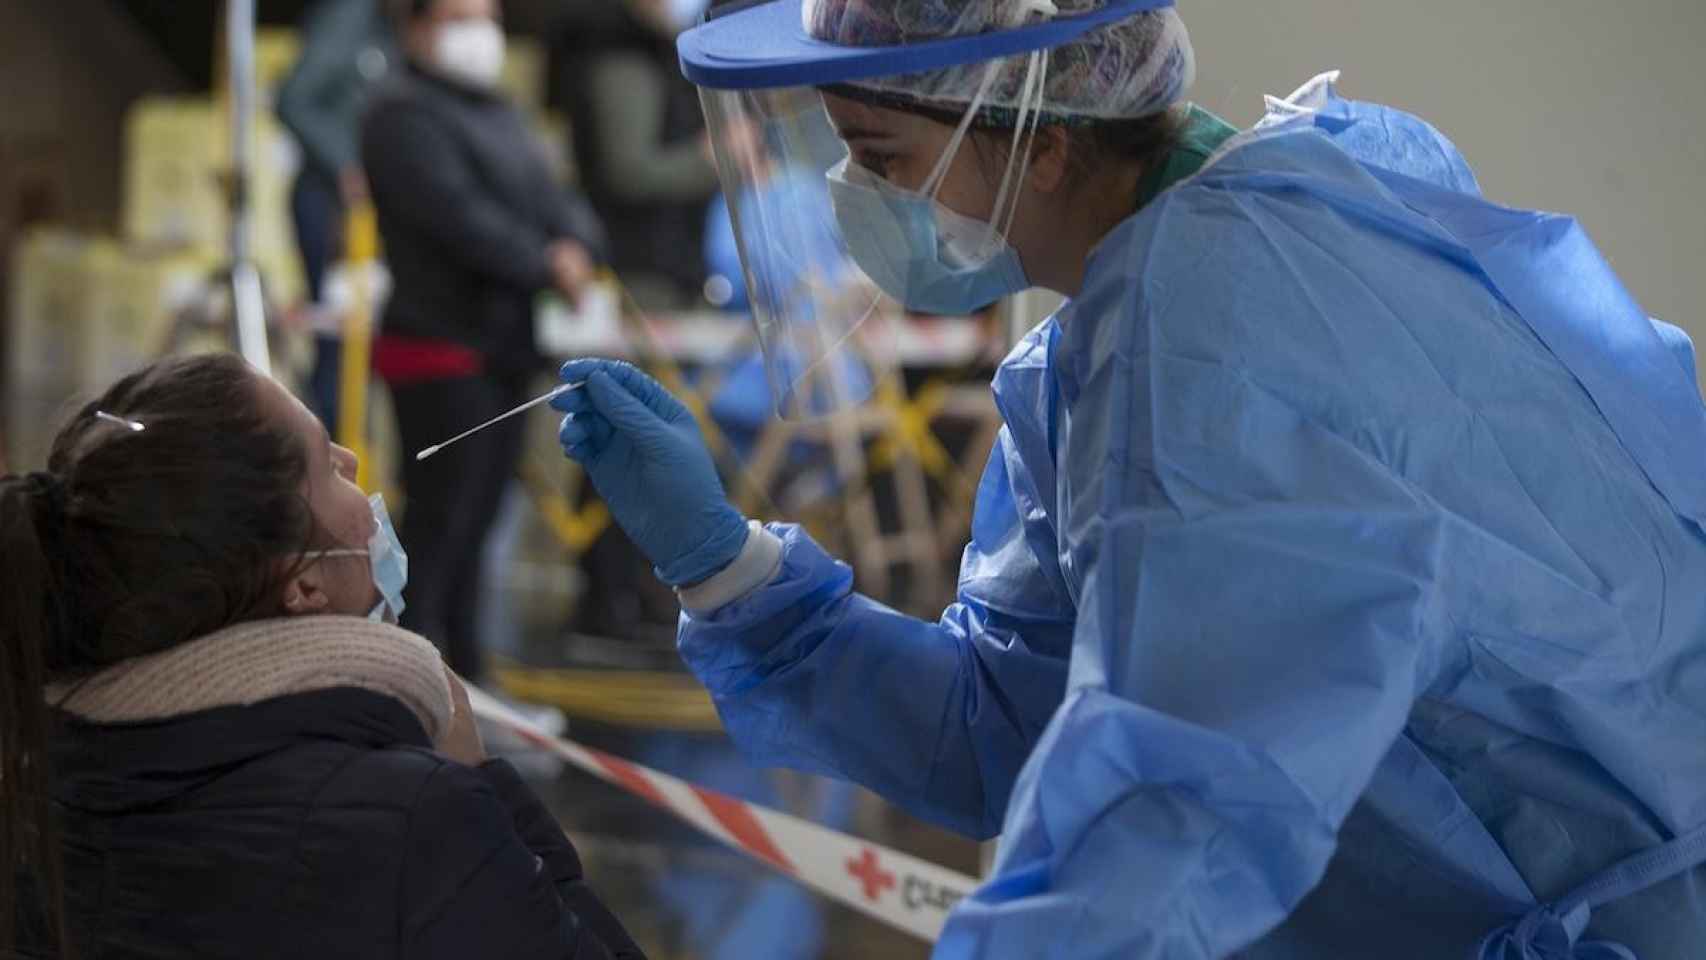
[676, 433, 1076, 839]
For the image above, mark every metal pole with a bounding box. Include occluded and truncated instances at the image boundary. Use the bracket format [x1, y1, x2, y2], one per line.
[227, 0, 271, 374]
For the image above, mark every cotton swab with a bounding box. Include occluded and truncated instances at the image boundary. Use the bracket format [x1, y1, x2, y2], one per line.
[414, 381, 584, 462]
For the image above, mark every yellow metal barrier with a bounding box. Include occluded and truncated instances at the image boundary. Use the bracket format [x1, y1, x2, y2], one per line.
[338, 202, 379, 491]
[516, 272, 788, 562]
[607, 274, 779, 519]
[873, 379, 985, 506]
[518, 460, 611, 555]
[492, 659, 722, 731]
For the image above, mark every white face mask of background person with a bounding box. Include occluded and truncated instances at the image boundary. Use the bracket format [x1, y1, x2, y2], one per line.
[432, 18, 506, 90]
[665, 0, 712, 31]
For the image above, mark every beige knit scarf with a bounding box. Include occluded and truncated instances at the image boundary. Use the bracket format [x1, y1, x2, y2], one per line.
[47, 616, 454, 744]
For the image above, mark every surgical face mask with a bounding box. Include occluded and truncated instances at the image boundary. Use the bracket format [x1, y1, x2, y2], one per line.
[319, 493, 409, 623]
[827, 160, 1029, 315]
[431, 18, 505, 90]
[825, 53, 1048, 316]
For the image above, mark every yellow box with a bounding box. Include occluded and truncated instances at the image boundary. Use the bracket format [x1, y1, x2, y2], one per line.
[5, 231, 106, 468]
[80, 246, 220, 390]
[122, 98, 225, 250]
[7, 229, 101, 392]
[122, 97, 306, 304]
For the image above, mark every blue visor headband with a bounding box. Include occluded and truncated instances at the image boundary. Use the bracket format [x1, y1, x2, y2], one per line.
[679, 0, 1178, 91]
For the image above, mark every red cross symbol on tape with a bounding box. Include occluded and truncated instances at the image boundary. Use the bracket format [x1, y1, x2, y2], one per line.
[846, 848, 897, 902]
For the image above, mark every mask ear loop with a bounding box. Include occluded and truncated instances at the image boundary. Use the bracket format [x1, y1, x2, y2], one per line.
[998, 50, 1050, 239]
[977, 0, 1056, 245]
[984, 49, 1049, 251]
[982, 0, 1057, 243]
[903, 0, 1059, 200]
[920, 61, 1001, 198]
[956, 47, 1044, 260]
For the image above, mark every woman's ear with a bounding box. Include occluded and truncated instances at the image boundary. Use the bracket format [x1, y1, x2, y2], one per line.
[1027, 126, 1072, 195]
[279, 561, 332, 617]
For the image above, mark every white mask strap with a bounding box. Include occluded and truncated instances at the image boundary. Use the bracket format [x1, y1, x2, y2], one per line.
[986, 49, 1049, 246]
[1000, 51, 1050, 238]
[921, 61, 1001, 198]
[921, 0, 1056, 200]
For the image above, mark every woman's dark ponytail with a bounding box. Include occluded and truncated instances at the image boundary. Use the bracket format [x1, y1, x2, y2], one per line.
[1, 471, 72, 958]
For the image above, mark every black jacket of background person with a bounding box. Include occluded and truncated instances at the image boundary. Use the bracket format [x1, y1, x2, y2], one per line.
[29, 688, 646, 960]
[362, 63, 607, 377]
[557, 4, 711, 301]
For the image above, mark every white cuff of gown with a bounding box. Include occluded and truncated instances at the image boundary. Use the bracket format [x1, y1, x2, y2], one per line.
[675, 520, 785, 615]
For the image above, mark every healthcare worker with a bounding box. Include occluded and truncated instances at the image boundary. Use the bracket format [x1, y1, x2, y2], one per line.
[555, 1, 1706, 956]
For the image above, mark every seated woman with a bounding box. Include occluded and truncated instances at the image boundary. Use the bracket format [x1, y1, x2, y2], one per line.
[1, 353, 645, 960]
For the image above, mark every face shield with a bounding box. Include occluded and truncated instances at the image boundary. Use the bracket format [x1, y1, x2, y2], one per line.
[680, 0, 1186, 419]
[699, 86, 885, 419]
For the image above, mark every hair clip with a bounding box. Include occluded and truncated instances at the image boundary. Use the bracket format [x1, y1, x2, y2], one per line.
[94, 411, 146, 432]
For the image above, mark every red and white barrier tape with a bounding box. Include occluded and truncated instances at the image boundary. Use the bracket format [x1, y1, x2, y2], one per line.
[468, 685, 980, 943]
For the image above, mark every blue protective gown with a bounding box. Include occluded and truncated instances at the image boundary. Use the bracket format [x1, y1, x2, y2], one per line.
[677, 75, 1706, 959]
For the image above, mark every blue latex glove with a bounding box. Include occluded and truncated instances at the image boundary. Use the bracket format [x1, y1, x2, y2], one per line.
[553, 359, 748, 586]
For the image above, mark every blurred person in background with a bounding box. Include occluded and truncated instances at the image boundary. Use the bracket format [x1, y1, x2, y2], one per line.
[1, 353, 644, 960]
[363, 0, 606, 680]
[277, 0, 398, 431]
[557, 0, 716, 310]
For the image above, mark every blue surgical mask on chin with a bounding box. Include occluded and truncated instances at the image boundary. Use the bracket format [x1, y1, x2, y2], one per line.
[320, 493, 409, 623]
[825, 55, 1047, 316]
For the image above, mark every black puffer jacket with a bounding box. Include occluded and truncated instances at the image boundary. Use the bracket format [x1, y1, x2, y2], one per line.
[27, 687, 644, 960]
[362, 64, 607, 376]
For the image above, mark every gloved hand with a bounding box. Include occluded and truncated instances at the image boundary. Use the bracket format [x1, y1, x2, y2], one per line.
[553, 358, 749, 586]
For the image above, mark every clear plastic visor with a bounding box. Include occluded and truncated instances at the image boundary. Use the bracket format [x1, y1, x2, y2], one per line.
[700, 85, 892, 421]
